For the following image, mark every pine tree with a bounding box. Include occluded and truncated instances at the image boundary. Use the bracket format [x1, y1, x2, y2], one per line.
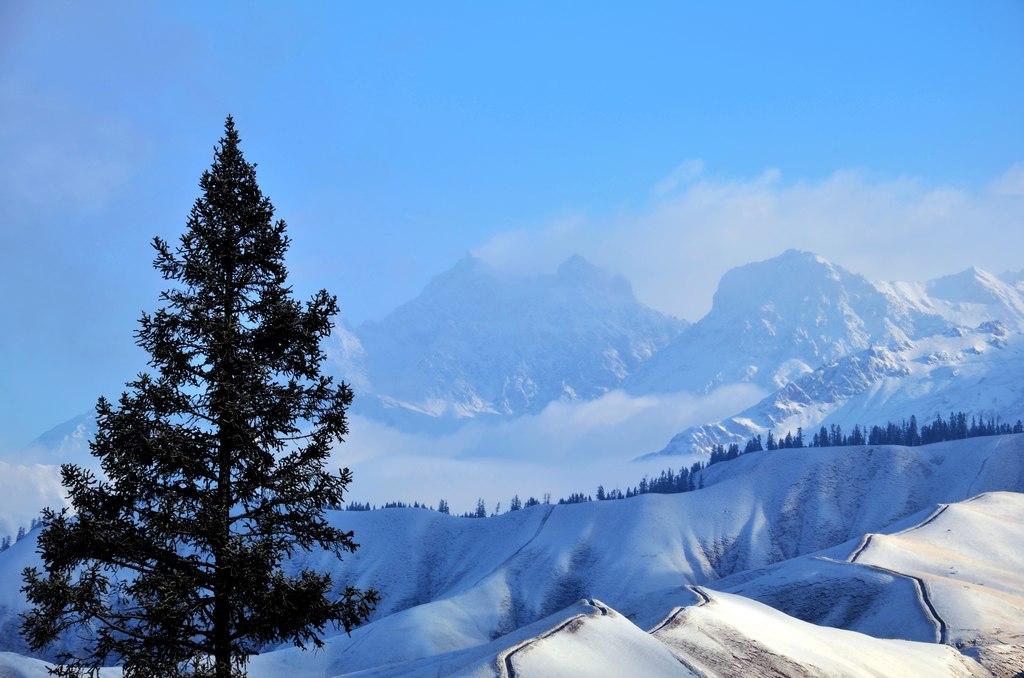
[21, 118, 378, 677]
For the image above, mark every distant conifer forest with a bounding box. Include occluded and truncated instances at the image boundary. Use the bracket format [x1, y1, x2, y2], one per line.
[310, 411, 1023, 518]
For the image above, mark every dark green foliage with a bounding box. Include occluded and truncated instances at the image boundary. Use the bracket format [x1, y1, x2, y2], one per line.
[380, 501, 430, 510]
[21, 118, 377, 677]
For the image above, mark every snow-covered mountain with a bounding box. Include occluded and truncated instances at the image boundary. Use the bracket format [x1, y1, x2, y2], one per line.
[18, 412, 96, 467]
[626, 249, 952, 396]
[627, 251, 1024, 458]
[330, 255, 687, 428]
[652, 320, 1024, 457]
[2, 436, 1022, 675]
[899, 266, 1024, 330]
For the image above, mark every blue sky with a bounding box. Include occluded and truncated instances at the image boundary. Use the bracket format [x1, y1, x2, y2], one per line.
[1, 1, 1023, 448]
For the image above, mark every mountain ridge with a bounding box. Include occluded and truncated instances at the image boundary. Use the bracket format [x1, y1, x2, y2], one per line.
[330, 254, 687, 428]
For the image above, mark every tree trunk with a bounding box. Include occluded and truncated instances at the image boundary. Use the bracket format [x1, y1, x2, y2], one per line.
[213, 417, 233, 678]
[214, 265, 236, 678]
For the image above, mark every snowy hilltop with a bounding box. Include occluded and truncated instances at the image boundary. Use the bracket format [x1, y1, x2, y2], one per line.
[627, 250, 1024, 400]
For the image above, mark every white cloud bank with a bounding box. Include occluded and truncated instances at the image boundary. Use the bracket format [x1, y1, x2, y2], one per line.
[0, 462, 67, 542]
[473, 162, 1024, 322]
[1, 385, 765, 523]
[334, 385, 764, 515]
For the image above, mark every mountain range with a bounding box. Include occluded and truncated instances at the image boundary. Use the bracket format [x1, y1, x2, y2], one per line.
[27, 249, 1024, 464]
[330, 254, 686, 430]
[324, 248, 1024, 459]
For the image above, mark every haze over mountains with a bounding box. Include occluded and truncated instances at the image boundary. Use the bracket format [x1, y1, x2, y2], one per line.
[320, 248, 1024, 458]
[332, 254, 687, 430]
[24, 248, 1024, 469]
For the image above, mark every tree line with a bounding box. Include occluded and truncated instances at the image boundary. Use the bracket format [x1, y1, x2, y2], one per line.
[0, 516, 44, 552]
[342, 410, 1022, 517]
[804, 411, 1022, 449]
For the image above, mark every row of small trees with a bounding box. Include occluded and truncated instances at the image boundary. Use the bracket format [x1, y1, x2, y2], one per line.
[704, 412, 1024, 461]
[0, 517, 44, 552]
[800, 412, 1022, 449]
[346, 495, 553, 517]
[717, 411, 1023, 473]
[558, 411, 1023, 506]
[344, 410, 1023, 517]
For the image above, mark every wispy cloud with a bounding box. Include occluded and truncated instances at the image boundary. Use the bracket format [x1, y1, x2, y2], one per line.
[0, 461, 67, 541]
[990, 163, 1024, 197]
[650, 159, 704, 196]
[474, 164, 1024, 322]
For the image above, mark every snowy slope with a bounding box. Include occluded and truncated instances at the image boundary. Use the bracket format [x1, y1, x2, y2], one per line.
[3, 437, 1023, 674]
[6, 591, 990, 678]
[0, 653, 121, 677]
[852, 491, 1024, 647]
[652, 588, 987, 678]
[329, 255, 686, 429]
[713, 549, 940, 642]
[284, 599, 699, 678]
[714, 492, 1024, 674]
